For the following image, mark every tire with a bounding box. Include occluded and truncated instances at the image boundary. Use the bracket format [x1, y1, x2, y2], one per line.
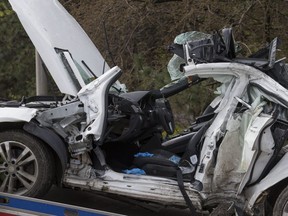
[0, 130, 55, 197]
[273, 184, 288, 215]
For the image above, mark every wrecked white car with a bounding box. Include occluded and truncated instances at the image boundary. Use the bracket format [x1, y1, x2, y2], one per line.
[2, 0, 288, 215]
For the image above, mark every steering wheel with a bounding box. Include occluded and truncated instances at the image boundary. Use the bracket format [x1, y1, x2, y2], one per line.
[156, 99, 175, 135]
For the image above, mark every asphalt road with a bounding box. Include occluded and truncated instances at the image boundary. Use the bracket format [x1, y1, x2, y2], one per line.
[43, 186, 191, 216]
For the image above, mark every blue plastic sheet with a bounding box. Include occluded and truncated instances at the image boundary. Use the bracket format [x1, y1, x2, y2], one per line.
[134, 152, 154, 158]
[169, 155, 181, 164]
[123, 168, 146, 175]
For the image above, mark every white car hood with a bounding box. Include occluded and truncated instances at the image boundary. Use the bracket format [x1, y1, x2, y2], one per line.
[9, 0, 111, 96]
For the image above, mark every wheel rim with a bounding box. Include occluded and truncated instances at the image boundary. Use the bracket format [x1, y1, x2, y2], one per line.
[0, 141, 39, 195]
[282, 201, 288, 216]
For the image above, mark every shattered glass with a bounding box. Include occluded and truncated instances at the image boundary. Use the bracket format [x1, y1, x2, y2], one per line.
[167, 31, 212, 81]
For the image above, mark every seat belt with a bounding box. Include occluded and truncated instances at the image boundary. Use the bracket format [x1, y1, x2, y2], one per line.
[176, 168, 197, 215]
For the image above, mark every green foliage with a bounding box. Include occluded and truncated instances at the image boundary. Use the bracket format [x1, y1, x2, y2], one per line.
[2, 0, 288, 125]
[0, 2, 12, 17]
[128, 52, 170, 91]
[0, 0, 35, 99]
[62, 0, 288, 124]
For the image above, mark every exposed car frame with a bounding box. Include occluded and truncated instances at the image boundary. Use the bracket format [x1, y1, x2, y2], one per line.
[2, 0, 288, 215]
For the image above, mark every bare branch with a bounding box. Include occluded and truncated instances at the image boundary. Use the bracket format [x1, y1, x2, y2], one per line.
[131, 0, 182, 2]
[235, 0, 256, 26]
[151, 0, 182, 3]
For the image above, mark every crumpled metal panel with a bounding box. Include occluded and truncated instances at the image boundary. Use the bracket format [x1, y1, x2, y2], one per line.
[64, 169, 203, 209]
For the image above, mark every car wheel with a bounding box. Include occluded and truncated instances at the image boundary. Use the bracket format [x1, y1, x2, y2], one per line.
[273, 185, 288, 215]
[0, 130, 54, 197]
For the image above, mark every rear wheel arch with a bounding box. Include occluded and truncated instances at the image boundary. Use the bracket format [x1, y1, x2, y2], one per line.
[270, 178, 288, 215]
[267, 177, 288, 212]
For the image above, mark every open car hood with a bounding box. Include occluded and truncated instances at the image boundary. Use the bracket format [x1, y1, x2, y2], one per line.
[9, 0, 113, 96]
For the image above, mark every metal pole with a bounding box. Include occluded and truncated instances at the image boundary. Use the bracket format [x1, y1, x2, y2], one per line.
[35, 50, 48, 95]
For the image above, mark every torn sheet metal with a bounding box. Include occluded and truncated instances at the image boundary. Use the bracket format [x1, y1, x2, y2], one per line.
[78, 66, 122, 141]
[212, 113, 243, 192]
[245, 153, 288, 209]
[237, 114, 273, 194]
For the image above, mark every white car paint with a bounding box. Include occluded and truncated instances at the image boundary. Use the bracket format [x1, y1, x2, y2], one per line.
[0, 107, 37, 122]
[78, 66, 122, 141]
[245, 152, 288, 209]
[8, 0, 110, 96]
[5, 0, 288, 213]
[184, 62, 288, 206]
